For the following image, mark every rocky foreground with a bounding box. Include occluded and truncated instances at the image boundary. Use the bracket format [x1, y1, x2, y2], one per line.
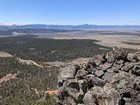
[56, 48, 140, 105]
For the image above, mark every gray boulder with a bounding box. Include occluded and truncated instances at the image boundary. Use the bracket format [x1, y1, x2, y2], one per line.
[121, 63, 134, 72]
[95, 70, 104, 77]
[58, 65, 79, 81]
[83, 86, 120, 105]
[75, 68, 88, 78]
[102, 72, 116, 82]
[106, 47, 128, 63]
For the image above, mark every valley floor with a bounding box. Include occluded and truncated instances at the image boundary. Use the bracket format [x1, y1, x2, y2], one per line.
[48, 34, 140, 50]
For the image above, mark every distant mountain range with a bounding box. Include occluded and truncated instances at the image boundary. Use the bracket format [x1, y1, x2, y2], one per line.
[0, 24, 140, 29]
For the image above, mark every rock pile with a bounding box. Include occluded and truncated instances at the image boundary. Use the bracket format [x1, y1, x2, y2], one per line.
[56, 48, 140, 105]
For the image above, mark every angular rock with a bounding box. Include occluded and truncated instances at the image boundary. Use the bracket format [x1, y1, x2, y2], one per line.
[107, 67, 119, 73]
[133, 77, 140, 91]
[75, 68, 88, 78]
[95, 70, 104, 77]
[102, 72, 116, 82]
[115, 79, 128, 89]
[83, 90, 97, 105]
[83, 86, 120, 105]
[65, 79, 87, 103]
[78, 80, 88, 94]
[127, 52, 140, 62]
[121, 63, 134, 72]
[114, 62, 124, 70]
[63, 97, 77, 105]
[86, 75, 106, 87]
[88, 54, 106, 66]
[84, 61, 96, 74]
[106, 47, 128, 63]
[58, 65, 79, 81]
[101, 62, 112, 71]
[132, 65, 140, 76]
[67, 79, 80, 91]
[110, 73, 124, 84]
[117, 60, 125, 64]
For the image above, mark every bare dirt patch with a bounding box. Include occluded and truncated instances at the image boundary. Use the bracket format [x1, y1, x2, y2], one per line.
[0, 51, 13, 57]
[0, 73, 19, 84]
[45, 90, 58, 95]
[44, 57, 91, 67]
[31, 88, 39, 94]
[17, 58, 43, 68]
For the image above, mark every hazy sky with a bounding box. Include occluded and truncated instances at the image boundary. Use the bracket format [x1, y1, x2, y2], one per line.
[0, 0, 140, 25]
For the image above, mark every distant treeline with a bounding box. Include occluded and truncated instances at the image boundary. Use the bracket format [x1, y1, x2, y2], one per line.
[0, 29, 79, 35]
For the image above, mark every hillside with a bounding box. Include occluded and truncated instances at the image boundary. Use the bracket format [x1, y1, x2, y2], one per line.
[0, 36, 112, 105]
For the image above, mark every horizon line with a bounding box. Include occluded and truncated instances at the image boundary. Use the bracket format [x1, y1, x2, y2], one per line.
[1, 23, 140, 26]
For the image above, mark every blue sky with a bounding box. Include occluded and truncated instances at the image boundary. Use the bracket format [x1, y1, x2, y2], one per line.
[0, 0, 140, 25]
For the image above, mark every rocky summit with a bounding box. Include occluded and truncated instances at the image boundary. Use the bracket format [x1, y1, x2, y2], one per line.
[56, 48, 140, 105]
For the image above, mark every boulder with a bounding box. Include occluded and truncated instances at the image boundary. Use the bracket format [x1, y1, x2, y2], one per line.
[58, 65, 79, 81]
[102, 72, 116, 82]
[63, 97, 77, 105]
[95, 70, 104, 77]
[121, 63, 134, 72]
[106, 47, 128, 63]
[83, 90, 96, 105]
[86, 75, 106, 87]
[127, 52, 140, 62]
[107, 67, 119, 73]
[83, 86, 120, 105]
[75, 68, 88, 78]
[109, 73, 124, 84]
[65, 79, 87, 103]
[132, 65, 140, 76]
[101, 62, 112, 71]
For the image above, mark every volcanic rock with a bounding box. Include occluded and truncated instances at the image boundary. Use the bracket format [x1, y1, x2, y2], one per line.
[57, 48, 140, 105]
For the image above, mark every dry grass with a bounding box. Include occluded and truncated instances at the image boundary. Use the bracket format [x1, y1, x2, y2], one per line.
[49, 35, 140, 50]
